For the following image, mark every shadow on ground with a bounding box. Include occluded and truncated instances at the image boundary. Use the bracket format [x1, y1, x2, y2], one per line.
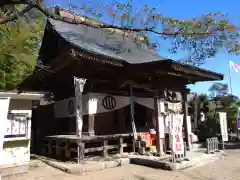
[219, 141, 240, 150]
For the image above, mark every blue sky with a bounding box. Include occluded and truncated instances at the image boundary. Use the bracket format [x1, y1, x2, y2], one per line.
[46, 0, 240, 96]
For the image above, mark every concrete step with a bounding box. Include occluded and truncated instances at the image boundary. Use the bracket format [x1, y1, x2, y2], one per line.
[192, 143, 205, 149]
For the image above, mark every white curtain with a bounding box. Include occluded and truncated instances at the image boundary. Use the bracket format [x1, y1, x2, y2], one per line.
[54, 93, 131, 118]
[54, 93, 172, 118]
[86, 93, 130, 115]
[134, 97, 154, 110]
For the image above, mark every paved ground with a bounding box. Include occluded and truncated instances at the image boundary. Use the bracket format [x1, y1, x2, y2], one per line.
[4, 148, 240, 180]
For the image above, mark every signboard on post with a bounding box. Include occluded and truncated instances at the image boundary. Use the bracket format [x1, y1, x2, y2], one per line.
[187, 116, 192, 135]
[171, 115, 184, 155]
[158, 116, 165, 138]
[218, 112, 228, 142]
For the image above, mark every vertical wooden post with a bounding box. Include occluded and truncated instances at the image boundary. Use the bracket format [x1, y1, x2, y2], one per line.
[119, 136, 124, 155]
[130, 85, 137, 152]
[182, 89, 191, 150]
[102, 140, 108, 157]
[130, 85, 137, 140]
[74, 77, 87, 138]
[88, 115, 95, 136]
[78, 142, 85, 164]
[193, 93, 199, 131]
[88, 98, 97, 136]
[65, 140, 71, 159]
[154, 97, 165, 156]
[56, 140, 60, 156]
[48, 139, 52, 155]
[74, 77, 86, 164]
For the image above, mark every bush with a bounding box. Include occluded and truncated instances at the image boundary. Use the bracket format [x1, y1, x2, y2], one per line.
[197, 117, 220, 141]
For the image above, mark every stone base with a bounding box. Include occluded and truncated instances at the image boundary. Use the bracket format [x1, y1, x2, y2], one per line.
[1, 165, 28, 178]
[130, 151, 223, 171]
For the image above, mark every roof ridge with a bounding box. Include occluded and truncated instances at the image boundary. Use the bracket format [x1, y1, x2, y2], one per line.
[55, 7, 145, 41]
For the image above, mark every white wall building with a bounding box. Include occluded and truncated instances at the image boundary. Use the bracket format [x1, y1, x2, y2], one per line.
[0, 91, 43, 178]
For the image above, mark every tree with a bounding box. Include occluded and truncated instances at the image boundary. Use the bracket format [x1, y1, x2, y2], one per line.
[217, 95, 240, 131]
[188, 93, 209, 130]
[0, 0, 239, 66]
[209, 83, 229, 97]
[0, 5, 44, 90]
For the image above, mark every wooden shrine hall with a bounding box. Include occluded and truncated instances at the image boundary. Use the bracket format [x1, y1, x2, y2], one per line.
[20, 9, 224, 163]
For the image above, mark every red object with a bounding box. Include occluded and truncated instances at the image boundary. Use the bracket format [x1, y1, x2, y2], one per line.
[137, 132, 153, 147]
[150, 134, 156, 146]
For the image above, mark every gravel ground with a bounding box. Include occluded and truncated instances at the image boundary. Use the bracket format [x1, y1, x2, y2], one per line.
[4, 149, 240, 180]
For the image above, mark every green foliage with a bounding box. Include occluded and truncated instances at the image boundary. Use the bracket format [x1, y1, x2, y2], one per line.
[88, 1, 240, 65]
[217, 95, 240, 130]
[197, 117, 220, 141]
[193, 86, 240, 139]
[1, 1, 240, 66]
[191, 85, 240, 140]
[0, 6, 44, 90]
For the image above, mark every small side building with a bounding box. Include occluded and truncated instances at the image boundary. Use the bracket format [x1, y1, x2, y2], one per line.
[0, 91, 43, 177]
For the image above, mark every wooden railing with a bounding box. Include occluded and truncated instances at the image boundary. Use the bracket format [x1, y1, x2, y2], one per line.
[43, 134, 132, 163]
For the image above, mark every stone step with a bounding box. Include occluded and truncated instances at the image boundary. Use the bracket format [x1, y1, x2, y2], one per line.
[192, 142, 205, 149]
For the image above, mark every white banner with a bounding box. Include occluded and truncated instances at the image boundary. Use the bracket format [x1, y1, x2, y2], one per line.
[54, 93, 131, 118]
[219, 112, 228, 142]
[0, 97, 10, 165]
[54, 93, 160, 118]
[172, 114, 184, 155]
[157, 99, 165, 138]
[54, 93, 183, 118]
[158, 116, 165, 138]
[187, 116, 192, 135]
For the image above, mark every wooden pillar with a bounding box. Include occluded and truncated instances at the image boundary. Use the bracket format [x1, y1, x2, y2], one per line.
[74, 77, 86, 164]
[102, 140, 108, 157]
[47, 139, 52, 155]
[182, 89, 192, 150]
[87, 98, 97, 136]
[119, 136, 124, 154]
[130, 85, 137, 140]
[154, 97, 165, 156]
[78, 142, 85, 164]
[74, 77, 87, 138]
[193, 94, 199, 131]
[88, 115, 95, 136]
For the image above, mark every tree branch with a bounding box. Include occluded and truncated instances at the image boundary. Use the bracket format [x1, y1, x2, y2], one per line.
[0, 5, 34, 24]
[0, 0, 229, 37]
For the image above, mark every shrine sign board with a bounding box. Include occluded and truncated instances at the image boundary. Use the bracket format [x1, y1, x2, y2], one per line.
[171, 115, 184, 155]
[218, 112, 228, 142]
